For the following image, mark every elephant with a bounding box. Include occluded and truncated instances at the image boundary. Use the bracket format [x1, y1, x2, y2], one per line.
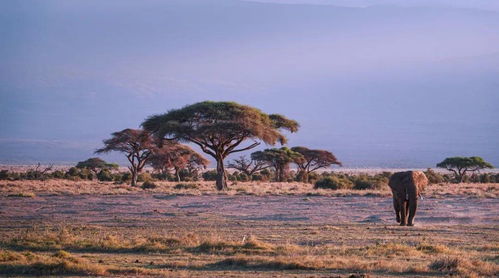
[388, 171, 428, 226]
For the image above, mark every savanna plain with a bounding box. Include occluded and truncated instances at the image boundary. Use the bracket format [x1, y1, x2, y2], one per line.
[0, 177, 498, 277]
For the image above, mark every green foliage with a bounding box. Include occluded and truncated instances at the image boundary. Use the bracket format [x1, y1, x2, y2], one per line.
[251, 147, 304, 182]
[314, 176, 354, 190]
[64, 167, 93, 180]
[202, 170, 218, 181]
[251, 173, 263, 181]
[96, 169, 114, 181]
[424, 168, 447, 184]
[152, 172, 172, 181]
[437, 156, 493, 170]
[137, 172, 153, 182]
[437, 156, 494, 182]
[351, 174, 388, 190]
[174, 183, 198, 190]
[0, 170, 9, 180]
[121, 172, 131, 182]
[76, 157, 118, 172]
[51, 170, 65, 179]
[141, 180, 157, 189]
[142, 101, 300, 190]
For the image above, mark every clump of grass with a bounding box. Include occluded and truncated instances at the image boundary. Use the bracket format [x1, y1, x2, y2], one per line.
[140, 180, 157, 189]
[0, 250, 24, 262]
[365, 243, 422, 257]
[207, 256, 314, 270]
[7, 192, 36, 198]
[429, 256, 498, 277]
[242, 236, 273, 250]
[0, 250, 106, 276]
[174, 183, 198, 190]
[416, 243, 451, 254]
[192, 236, 274, 255]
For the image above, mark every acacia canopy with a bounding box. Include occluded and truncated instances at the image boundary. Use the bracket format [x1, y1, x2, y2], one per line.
[76, 157, 118, 173]
[291, 146, 341, 182]
[148, 142, 208, 181]
[96, 129, 156, 186]
[251, 147, 304, 182]
[142, 101, 299, 190]
[227, 155, 269, 176]
[436, 156, 493, 183]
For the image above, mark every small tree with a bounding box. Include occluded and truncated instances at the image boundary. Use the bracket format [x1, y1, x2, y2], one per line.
[148, 142, 208, 182]
[227, 155, 270, 177]
[291, 146, 341, 182]
[251, 147, 304, 182]
[76, 157, 118, 175]
[96, 129, 156, 186]
[436, 156, 494, 183]
[142, 101, 298, 190]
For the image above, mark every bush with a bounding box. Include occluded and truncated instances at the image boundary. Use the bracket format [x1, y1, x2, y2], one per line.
[0, 170, 9, 180]
[137, 172, 153, 182]
[121, 172, 131, 182]
[237, 173, 249, 182]
[351, 174, 388, 190]
[51, 170, 65, 179]
[174, 183, 198, 190]
[314, 176, 353, 190]
[251, 173, 263, 181]
[424, 168, 447, 184]
[96, 169, 113, 181]
[141, 180, 157, 189]
[202, 170, 218, 181]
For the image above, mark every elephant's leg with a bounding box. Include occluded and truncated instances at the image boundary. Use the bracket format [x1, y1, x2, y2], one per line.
[393, 197, 401, 223]
[399, 200, 407, 226]
[407, 199, 418, 226]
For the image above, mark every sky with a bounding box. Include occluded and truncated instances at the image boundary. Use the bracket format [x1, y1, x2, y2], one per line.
[1, 0, 498, 168]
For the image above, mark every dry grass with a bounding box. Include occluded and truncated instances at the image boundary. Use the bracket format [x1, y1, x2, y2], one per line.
[1, 179, 497, 198]
[429, 256, 499, 277]
[0, 225, 497, 277]
[0, 249, 107, 276]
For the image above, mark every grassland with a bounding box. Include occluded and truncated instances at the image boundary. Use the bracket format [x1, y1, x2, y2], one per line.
[0, 180, 497, 198]
[0, 179, 497, 277]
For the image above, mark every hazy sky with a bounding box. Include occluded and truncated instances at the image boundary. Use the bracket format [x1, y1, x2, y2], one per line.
[1, 0, 498, 167]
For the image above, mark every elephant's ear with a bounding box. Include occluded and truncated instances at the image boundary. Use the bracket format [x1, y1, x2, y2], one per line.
[413, 171, 428, 193]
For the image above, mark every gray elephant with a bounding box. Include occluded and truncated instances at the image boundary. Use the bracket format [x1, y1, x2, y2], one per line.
[388, 171, 428, 226]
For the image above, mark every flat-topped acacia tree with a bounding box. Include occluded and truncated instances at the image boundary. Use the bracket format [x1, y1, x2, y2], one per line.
[291, 146, 342, 182]
[142, 101, 299, 190]
[96, 129, 156, 186]
[437, 156, 493, 183]
[251, 147, 304, 182]
[148, 142, 208, 182]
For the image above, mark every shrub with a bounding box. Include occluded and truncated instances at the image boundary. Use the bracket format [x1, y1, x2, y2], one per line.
[174, 183, 198, 190]
[351, 174, 388, 190]
[0, 170, 9, 180]
[251, 174, 263, 181]
[121, 172, 131, 182]
[202, 170, 218, 181]
[96, 169, 113, 181]
[238, 173, 249, 182]
[141, 180, 157, 189]
[424, 168, 446, 184]
[314, 176, 353, 190]
[51, 170, 65, 179]
[66, 167, 80, 177]
[137, 172, 153, 182]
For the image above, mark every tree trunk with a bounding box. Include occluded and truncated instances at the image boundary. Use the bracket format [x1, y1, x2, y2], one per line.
[131, 169, 138, 187]
[215, 157, 227, 191]
[303, 171, 309, 183]
[276, 167, 284, 182]
[175, 167, 181, 182]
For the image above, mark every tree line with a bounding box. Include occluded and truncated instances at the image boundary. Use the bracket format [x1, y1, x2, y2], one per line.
[0, 101, 494, 187]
